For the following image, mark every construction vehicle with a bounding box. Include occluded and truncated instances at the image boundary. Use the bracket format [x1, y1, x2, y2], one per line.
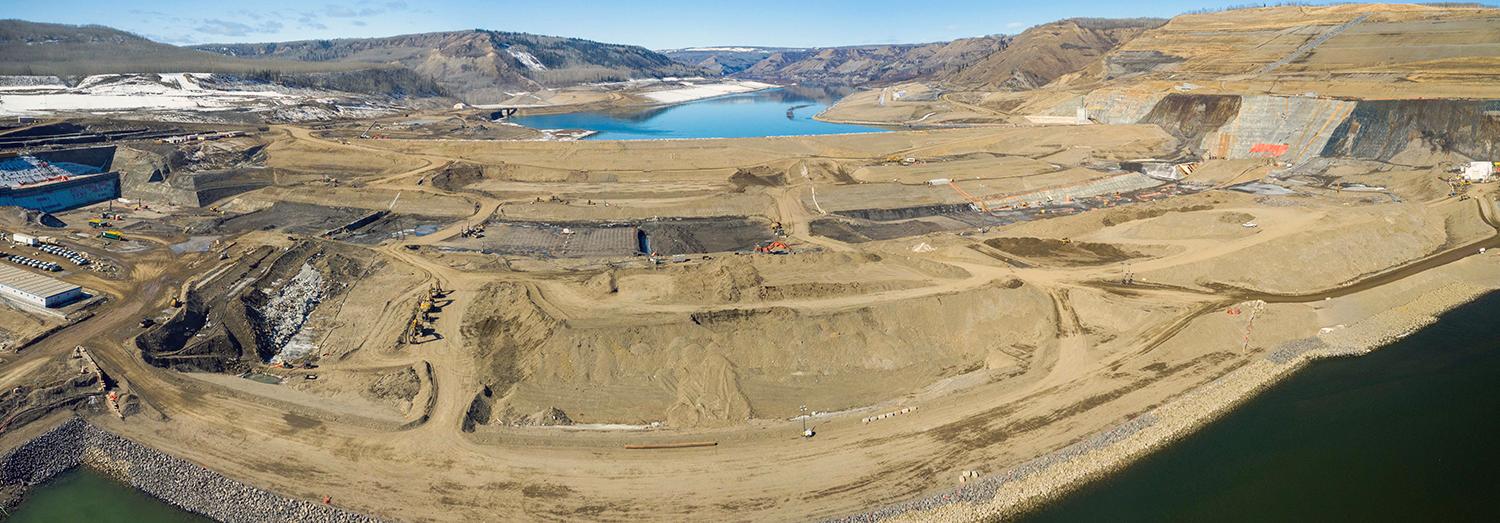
[755, 240, 791, 255]
[87, 218, 110, 228]
[170, 297, 182, 308]
[99, 230, 125, 241]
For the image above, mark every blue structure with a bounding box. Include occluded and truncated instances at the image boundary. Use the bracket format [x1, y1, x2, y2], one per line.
[0, 146, 121, 212]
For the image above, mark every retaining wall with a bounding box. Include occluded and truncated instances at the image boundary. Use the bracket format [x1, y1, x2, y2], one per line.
[1200, 95, 1357, 166]
[0, 417, 381, 523]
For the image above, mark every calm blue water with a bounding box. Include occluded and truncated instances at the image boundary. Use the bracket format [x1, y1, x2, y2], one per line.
[511, 88, 884, 140]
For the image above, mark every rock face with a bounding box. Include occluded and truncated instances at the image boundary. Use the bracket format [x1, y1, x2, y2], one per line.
[196, 31, 703, 104]
[0, 417, 382, 522]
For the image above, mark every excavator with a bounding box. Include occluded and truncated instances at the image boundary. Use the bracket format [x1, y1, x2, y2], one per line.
[755, 240, 791, 254]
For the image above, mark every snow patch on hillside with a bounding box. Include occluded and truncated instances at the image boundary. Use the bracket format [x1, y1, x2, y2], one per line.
[508, 49, 547, 71]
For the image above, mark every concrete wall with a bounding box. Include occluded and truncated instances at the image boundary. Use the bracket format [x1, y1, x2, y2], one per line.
[1082, 88, 1167, 125]
[0, 173, 121, 212]
[1198, 95, 1357, 166]
[31, 146, 115, 173]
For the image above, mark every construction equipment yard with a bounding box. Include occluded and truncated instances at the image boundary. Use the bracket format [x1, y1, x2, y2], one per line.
[1, 3, 1500, 521]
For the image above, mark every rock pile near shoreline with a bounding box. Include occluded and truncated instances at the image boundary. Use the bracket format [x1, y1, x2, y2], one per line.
[0, 417, 381, 523]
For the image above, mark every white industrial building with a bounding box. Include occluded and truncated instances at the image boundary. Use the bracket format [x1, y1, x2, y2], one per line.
[0, 264, 82, 308]
[1463, 161, 1494, 182]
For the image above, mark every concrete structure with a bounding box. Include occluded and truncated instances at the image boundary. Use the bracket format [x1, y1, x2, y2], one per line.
[0, 146, 121, 212]
[0, 264, 82, 307]
[1463, 161, 1493, 182]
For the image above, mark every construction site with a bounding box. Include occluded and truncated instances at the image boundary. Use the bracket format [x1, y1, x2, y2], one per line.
[0, 3, 1499, 521]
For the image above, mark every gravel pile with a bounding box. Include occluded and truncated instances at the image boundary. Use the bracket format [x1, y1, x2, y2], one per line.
[1, 417, 382, 523]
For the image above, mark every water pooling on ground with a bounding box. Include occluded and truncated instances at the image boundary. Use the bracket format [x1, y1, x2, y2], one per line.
[1021, 292, 1500, 522]
[8, 467, 209, 522]
[511, 87, 885, 140]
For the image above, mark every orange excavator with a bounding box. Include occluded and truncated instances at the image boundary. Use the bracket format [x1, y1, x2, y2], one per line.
[755, 241, 791, 254]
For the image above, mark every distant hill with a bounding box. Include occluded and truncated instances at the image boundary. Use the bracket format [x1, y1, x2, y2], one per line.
[0, 20, 364, 76]
[666, 18, 1163, 90]
[195, 31, 705, 104]
[0, 20, 443, 98]
[663, 38, 1008, 85]
[940, 18, 1165, 90]
[659, 47, 801, 76]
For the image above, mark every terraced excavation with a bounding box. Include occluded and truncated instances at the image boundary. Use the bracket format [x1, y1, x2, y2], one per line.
[2, 3, 1500, 522]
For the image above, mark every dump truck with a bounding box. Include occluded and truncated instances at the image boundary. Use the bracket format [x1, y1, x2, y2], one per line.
[99, 230, 125, 241]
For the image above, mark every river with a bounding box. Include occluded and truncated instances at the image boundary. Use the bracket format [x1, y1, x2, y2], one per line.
[1021, 291, 1500, 522]
[510, 86, 884, 140]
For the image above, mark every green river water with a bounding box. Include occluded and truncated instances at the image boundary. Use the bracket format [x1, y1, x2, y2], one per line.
[1022, 291, 1500, 521]
[6, 468, 207, 522]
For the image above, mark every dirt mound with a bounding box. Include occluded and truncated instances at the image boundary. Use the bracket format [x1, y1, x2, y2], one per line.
[365, 366, 420, 403]
[985, 237, 1142, 266]
[516, 406, 574, 427]
[1100, 204, 1214, 227]
[584, 270, 618, 296]
[672, 257, 764, 303]
[461, 283, 557, 409]
[1217, 212, 1256, 224]
[728, 166, 786, 190]
[429, 161, 488, 191]
[477, 280, 1056, 427]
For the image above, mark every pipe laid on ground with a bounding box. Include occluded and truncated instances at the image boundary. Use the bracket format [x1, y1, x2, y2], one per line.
[623, 441, 717, 450]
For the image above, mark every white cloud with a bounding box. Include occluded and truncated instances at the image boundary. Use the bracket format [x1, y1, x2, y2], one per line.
[196, 19, 284, 37]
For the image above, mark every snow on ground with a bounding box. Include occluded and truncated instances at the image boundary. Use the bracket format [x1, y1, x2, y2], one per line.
[0, 73, 396, 122]
[639, 80, 776, 104]
[0, 76, 67, 91]
[508, 49, 548, 71]
[0, 73, 288, 116]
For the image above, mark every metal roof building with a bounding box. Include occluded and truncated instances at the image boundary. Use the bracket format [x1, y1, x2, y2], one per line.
[0, 264, 82, 308]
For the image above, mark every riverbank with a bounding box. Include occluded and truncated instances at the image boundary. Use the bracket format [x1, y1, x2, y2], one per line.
[841, 281, 1495, 522]
[0, 416, 380, 523]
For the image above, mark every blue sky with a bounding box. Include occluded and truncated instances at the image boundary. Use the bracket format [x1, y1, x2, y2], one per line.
[5, 0, 1320, 49]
